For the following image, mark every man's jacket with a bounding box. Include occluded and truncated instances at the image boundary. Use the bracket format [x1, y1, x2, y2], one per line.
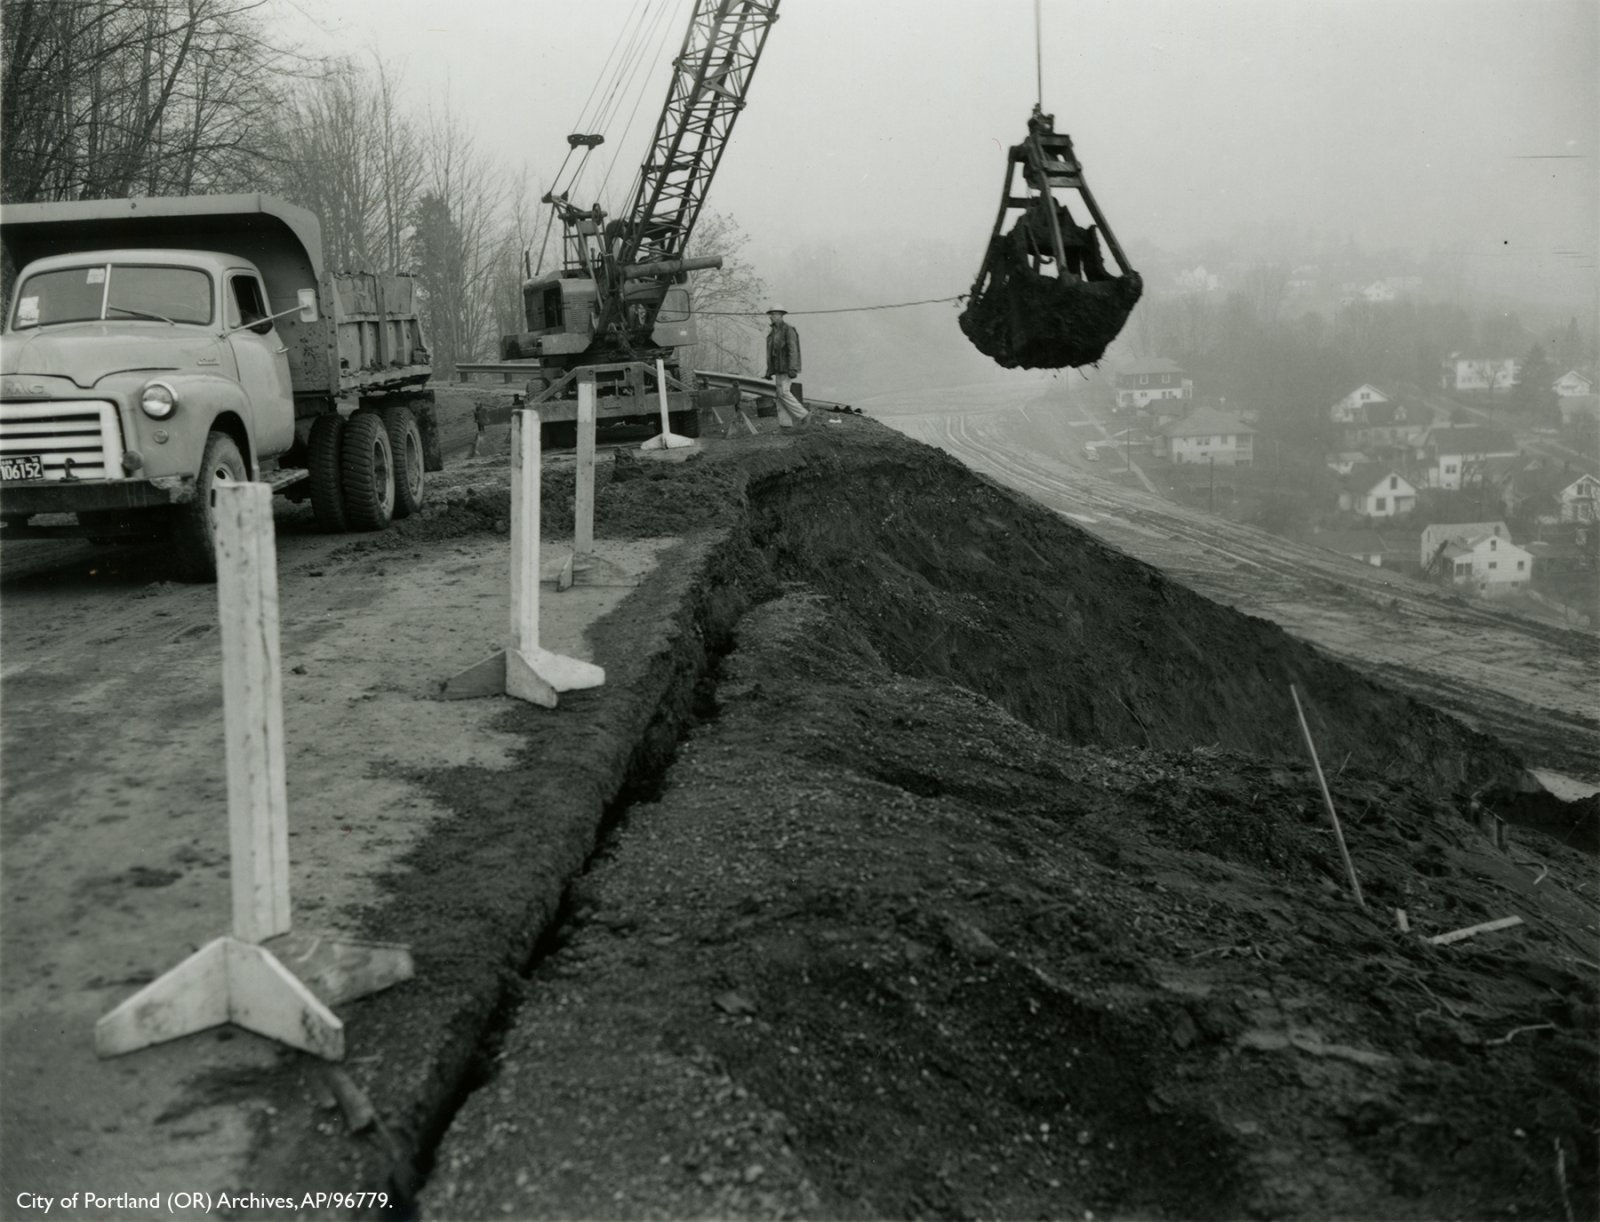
[765, 321, 801, 378]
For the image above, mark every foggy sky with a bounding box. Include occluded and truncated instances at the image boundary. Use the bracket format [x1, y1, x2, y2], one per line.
[282, 0, 1598, 309]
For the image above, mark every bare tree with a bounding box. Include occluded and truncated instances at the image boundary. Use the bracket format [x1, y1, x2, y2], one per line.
[1, 0, 290, 203]
[681, 210, 766, 374]
[409, 98, 508, 376]
[262, 57, 422, 274]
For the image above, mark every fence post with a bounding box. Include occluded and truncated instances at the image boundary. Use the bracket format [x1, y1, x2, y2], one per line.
[96, 483, 411, 1061]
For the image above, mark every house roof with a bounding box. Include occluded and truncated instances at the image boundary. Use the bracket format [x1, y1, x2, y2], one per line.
[1342, 463, 1412, 495]
[1161, 405, 1255, 438]
[1555, 370, 1593, 388]
[1119, 358, 1186, 377]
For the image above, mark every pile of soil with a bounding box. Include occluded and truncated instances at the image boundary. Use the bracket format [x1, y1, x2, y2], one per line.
[249, 417, 1596, 1219]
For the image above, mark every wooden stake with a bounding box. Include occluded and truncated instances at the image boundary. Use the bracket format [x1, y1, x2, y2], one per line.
[441, 409, 604, 703]
[96, 484, 411, 1061]
[1290, 684, 1366, 909]
[640, 358, 694, 450]
[574, 371, 596, 558]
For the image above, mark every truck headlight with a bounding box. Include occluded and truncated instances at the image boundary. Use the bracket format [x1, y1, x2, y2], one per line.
[140, 382, 177, 419]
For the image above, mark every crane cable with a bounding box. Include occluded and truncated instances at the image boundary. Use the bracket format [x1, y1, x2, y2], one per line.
[1035, 0, 1043, 108]
[694, 295, 970, 317]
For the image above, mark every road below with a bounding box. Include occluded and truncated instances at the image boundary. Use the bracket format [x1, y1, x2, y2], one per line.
[862, 381, 1600, 785]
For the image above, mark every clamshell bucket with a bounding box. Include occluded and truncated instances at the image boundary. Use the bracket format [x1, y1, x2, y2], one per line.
[959, 107, 1142, 369]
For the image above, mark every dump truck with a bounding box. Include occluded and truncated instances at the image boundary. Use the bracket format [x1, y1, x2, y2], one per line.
[0, 193, 440, 578]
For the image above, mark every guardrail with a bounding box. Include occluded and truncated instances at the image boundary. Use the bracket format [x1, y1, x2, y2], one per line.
[693, 369, 851, 412]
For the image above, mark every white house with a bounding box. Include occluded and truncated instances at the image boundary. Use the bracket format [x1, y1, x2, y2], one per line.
[1559, 474, 1600, 524]
[1326, 451, 1370, 476]
[1554, 370, 1594, 397]
[1338, 465, 1418, 518]
[1115, 359, 1193, 412]
[1442, 355, 1519, 392]
[1329, 384, 1390, 425]
[1418, 425, 1519, 489]
[1421, 523, 1532, 595]
[1155, 405, 1255, 466]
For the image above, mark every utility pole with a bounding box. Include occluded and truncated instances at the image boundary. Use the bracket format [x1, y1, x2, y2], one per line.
[1209, 456, 1216, 515]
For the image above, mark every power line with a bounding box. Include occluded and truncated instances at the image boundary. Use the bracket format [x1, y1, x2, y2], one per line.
[696, 295, 970, 317]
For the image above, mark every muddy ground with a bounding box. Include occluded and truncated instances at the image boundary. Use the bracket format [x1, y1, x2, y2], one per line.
[4, 392, 1597, 1221]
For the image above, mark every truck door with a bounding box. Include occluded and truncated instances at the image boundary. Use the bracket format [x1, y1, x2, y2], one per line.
[225, 272, 296, 460]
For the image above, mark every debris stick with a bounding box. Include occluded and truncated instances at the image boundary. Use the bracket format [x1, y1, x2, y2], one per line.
[1290, 684, 1366, 909]
[1426, 915, 1523, 946]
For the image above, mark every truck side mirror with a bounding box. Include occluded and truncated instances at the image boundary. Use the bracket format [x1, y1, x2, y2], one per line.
[298, 289, 319, 323]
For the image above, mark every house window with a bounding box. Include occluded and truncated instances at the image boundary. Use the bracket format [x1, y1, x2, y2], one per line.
[1488, 561, 1497, 570]
[1389, 476, 1397, 489]
[1374, 498, 1387, 512]
[1445, 464, 1457, 475]
[1517, 560, 1525, 571]
[1489, 539, 1496, 550]
[1139, 375, 1148, 385]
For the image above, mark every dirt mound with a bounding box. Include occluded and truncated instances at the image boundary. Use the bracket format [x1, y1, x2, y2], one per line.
[426, 586, 1597, 1219]
[745, 430, 1530, 799]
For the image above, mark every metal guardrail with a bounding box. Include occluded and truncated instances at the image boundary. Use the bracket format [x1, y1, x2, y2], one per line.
[693, 370, 851, 411]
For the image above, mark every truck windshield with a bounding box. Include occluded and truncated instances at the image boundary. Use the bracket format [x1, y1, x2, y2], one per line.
[11, 264, 212, 329]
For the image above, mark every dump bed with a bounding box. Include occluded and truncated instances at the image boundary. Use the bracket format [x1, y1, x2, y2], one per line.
[0, 194, 429, 400]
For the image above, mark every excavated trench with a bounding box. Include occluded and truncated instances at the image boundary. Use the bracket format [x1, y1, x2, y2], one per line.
[254, 425, 1589, 1213]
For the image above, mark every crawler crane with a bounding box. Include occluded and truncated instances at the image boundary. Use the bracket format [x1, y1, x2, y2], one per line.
[500, 0, 779, 443]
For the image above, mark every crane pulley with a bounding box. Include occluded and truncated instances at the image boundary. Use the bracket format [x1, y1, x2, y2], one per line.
[959, 107, 1142, 370]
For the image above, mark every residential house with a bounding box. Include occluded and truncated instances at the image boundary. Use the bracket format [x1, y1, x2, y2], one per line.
[1329, 384, 1390, 426]
[1553, 370, 1594, 397]
[1338, 465, 1418, 518]
[1313, 527, 1406, 568]
[1115, 359, 1193, 412]
[1420, 521, 1532, 594]
[1442, 354, 1519, 392]
[1361, 280, 1397, 303]
[1559, 474, 1600, 524]
[1154, 405, 1256, 466]
[1349, 400, 1429, 457]
[1417, 425, 1519, 489]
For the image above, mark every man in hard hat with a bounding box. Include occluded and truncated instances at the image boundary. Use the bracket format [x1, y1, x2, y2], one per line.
[764, 306, 810, 428]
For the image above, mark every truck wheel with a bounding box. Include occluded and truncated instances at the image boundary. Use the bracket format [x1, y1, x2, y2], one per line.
[308, 413, 348, 533]
[413, 390, 444, 472]
[341, 411, 395, 531]
[668, 409, 702, 439]
[171, 431, 248, 582]
[381, 404, 425, 519]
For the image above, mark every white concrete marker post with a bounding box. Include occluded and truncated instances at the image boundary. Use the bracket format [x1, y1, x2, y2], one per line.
[442, 408, 606, 702]
[95, 483, 412, 1062]
[640, 358, 694, 451]
[559, 372, 598, 592]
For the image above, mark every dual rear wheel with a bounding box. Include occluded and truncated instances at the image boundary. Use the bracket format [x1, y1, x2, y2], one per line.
[307, 404, 425, 533]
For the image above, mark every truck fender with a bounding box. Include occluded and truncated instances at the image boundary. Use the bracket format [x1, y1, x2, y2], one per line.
[142, 373, 260, 479]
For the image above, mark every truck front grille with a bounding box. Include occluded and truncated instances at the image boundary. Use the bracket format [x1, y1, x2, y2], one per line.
[0, 400, 125, 480]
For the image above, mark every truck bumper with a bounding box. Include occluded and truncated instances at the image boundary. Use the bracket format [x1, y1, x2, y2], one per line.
[1, 475, 195, 521]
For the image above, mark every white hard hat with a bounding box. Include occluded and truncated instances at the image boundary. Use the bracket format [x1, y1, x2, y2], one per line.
[766, 304, 787, 314]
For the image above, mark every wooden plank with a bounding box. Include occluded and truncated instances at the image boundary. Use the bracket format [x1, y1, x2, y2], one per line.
[509, 410, 541, 658]
[262, 931, 414, 1007]
[1290, 685, 1366, 909]
[226, 940, 344, 1061]
[95, 938, 230, 1057]
[575, 374, 596, 557]
[214, 483, 292, 944]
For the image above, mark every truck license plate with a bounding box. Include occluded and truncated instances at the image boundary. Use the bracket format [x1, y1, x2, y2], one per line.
[0, 454, 44, 481]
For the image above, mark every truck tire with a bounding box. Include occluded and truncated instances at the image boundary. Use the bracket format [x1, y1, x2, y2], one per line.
[414, 390, 444, 472]
[669, 409, 702, 439]
[308, 413, 349, 533]
[341, 411, 395, 531]
[170, 431, 248, 582]
[381, 404, 425, 519]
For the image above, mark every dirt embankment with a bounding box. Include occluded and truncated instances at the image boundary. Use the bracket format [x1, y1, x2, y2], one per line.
[235, 418, 1594, 1220]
